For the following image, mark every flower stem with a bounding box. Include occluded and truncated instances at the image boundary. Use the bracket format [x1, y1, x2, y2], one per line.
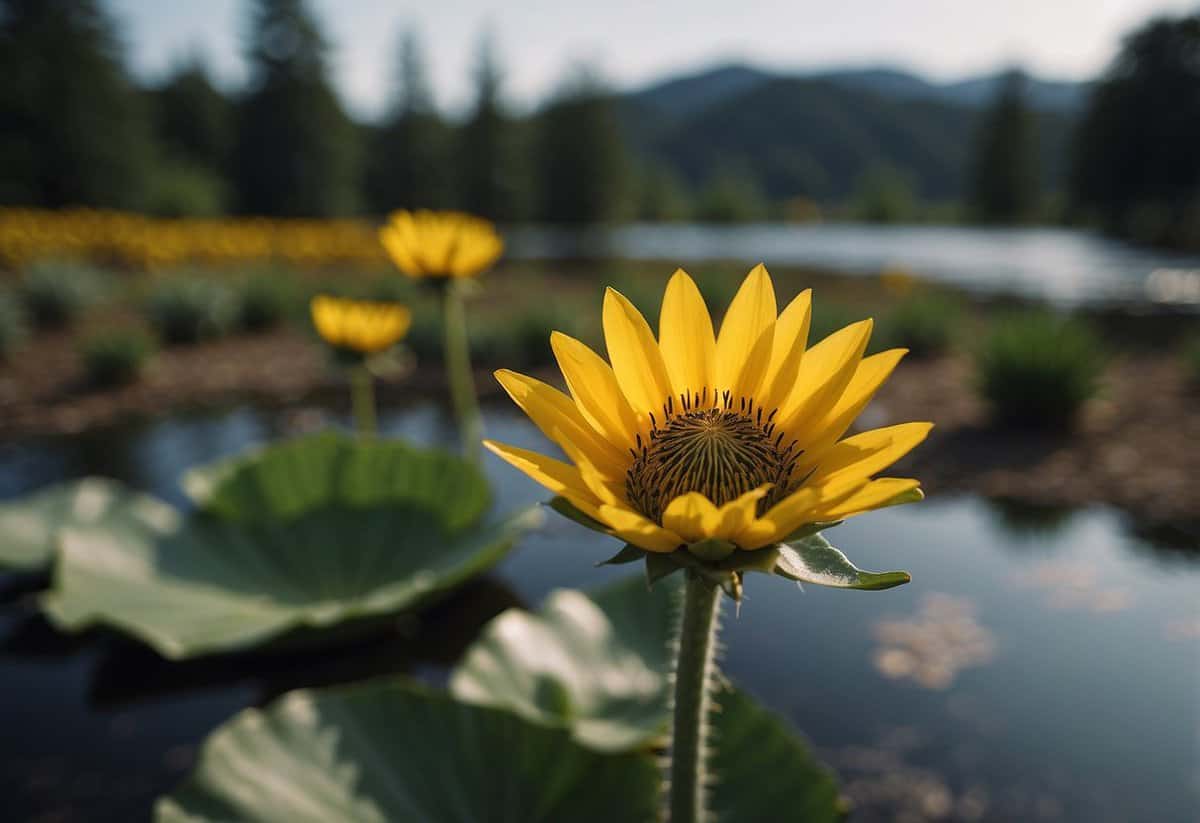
[349, 363, 377, 437]
[670, 573, 722, 823]
[441, 281, 482, 462]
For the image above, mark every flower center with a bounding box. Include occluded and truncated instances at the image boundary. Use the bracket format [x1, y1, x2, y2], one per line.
[626, 390, 802, 525]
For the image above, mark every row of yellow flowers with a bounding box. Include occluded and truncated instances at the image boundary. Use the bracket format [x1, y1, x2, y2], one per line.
[0, 208, 392, 270]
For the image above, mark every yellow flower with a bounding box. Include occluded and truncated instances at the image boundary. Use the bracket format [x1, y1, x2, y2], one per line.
[484, 265, 932, 555]
[379, 210, 503, 279]
[310, 295, 411, 355]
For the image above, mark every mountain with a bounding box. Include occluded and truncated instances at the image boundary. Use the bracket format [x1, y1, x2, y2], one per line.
[619, 63, 1079, 204]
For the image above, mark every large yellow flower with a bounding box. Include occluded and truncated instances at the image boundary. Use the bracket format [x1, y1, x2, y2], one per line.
[310, 295, 411, 355]
[379, 210, 503, 279]
[484, 265, 931, 558]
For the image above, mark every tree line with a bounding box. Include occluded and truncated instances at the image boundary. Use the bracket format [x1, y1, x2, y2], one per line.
[0, 0, 1196, 248]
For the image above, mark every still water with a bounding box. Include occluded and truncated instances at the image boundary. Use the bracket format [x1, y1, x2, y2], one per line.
[1, 404, 1197, 822]
[508, 223, 1200, 308]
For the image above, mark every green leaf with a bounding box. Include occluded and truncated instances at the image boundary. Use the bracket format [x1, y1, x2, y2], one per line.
[450, 576, 844, 820]
[185, 432, 490, 534]
[597, 543, 645, 566]
[450, 575, 679, 751]
[709, 683, 844, 823]
[547, 496, 612, 535]
[774, 533, 911, 590]
[0, 478, 171, 572]
[42, 441, 542, 659]
[155, 679, 661, 823]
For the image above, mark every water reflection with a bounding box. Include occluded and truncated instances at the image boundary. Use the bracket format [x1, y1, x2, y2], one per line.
[0, 402, 1197, 822]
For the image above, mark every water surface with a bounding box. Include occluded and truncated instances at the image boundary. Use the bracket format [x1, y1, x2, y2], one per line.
[1, 403, 1196, 822]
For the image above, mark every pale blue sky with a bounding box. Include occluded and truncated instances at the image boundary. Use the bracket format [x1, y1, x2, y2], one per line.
[109, 0, 1198, 117]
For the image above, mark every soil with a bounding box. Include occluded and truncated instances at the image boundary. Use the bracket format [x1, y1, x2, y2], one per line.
[1, 327, 1196, 540]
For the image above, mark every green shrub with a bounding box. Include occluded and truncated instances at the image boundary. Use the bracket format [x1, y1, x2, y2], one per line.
[234, 275, 293, 332]
[147, 278, 232, 344]
[0, 291, 26, 358]
[877, 293, 964, 356]
[975, 312, 1105, 428]
[21, 260, 102, 329]
[80, 329, 154, 388]
[1183, 337, 1200, 386]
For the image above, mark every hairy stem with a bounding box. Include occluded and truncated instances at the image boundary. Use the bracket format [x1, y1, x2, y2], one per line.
[670, 573, 722, 823]
[349, 363, 377, 437]
[442, 281, 482, 462]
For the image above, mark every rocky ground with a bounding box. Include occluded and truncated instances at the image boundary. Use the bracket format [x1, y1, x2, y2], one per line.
[1, 327, 1196, 540]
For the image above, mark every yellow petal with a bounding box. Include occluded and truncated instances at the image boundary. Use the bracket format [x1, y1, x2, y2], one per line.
[813, 478, 921, 521]
[778, 318, 873, 440]
[808, 422, 934, 488]
[598, 504, 684, 553]
[794, 348, 908, 470]
[662, 492, 720, 544]
[758, 289, 812, 413]
[658, 269, 716, 399]
[603, 288, 674, 427]
[715, 264, 776, 398]
[494, 369, 628, 480]
[481, 440, 604, 521]
[551, 332, 641, 450]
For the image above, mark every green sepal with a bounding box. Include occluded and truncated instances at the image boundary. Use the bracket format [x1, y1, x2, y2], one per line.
[644, 553, 682, 587]
[772, 532, 911, 590]
[548, 497, 612, 535]
[686, 537, 736, 562]
[597, 544, 646, 567]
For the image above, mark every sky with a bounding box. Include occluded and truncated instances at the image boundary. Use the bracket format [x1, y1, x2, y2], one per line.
[110, 0, 1198, 118]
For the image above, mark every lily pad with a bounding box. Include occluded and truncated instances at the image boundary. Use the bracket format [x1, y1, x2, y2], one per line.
[450, 575, 679, 751]
[155, 679, 661, 823]
[0, 478, 170, 572]
[42, 435, 542, 659]
[451, 577, 843, 821]
[185, 432, 490, 533]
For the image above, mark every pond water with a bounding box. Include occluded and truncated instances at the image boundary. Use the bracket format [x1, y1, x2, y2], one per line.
[508, 223, 1200, 309]
[1, 403, 1197, 822]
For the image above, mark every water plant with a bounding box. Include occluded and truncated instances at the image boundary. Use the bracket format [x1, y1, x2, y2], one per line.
[80, 328, 154, 388]
[976, 311, 1105, 428]
[380, 210, 504, 461]
[310, 294, 411, 436]
[486, 264, 929, 822]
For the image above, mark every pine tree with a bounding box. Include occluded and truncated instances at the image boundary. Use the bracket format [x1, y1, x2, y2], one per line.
[235, 0, 360, 216]
[966, 70, 1041, 224]
[1071, 14, 1200, 248]
[457, 29, 527, 221]
[152, 55, 233, 175]
[0, 0, 155, 209]
[535, 70, 630, 224]
[364, 27, 453, 213]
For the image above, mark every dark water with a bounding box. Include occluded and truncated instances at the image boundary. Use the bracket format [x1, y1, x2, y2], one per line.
[508, 223, 1200, 309]
[1, 403, 1197, 822]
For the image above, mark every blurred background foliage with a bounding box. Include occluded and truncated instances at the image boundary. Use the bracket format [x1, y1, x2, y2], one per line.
[0, 0, 1196, 248]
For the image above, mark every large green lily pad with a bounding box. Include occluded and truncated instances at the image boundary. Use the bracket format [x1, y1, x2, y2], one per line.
[185, 432, 490, 534]
[155, 679, 661, 823]
[0, 478, 169, 572]
[450, 575, 678, 751]
[42, 434, 541, 659]
[452, 576, 843, 821]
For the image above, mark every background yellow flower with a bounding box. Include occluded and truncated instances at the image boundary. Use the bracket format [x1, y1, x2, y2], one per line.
[310, 295, 411, 355]
[379, 210, 503, 279]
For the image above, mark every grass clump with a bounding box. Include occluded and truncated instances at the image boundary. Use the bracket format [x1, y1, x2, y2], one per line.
[1183, 337, 1200, 387]
[21, 260, 102, 330]
[80, 329, 154, 388]
[877, 293, 963, 356]
[0, 290, 26, 358]
[234, 274, 293, 332]
[147, 278, 232, 345]
[975, 312, 1105, 429]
